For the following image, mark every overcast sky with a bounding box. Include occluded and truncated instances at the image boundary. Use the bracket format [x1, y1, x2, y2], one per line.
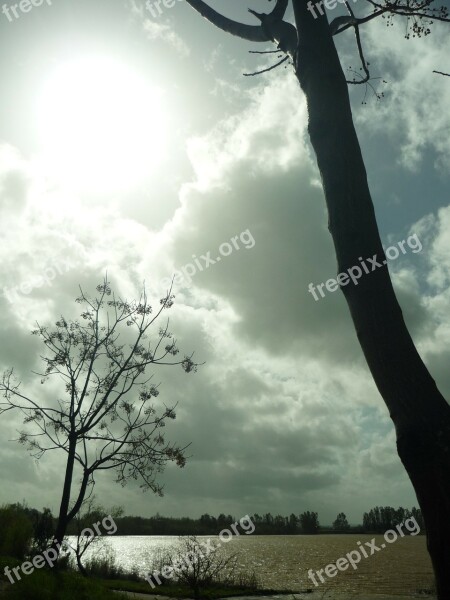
[0, 0, 449, 526]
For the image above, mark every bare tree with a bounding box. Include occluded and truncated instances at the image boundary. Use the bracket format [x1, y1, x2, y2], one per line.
[182, 0, 450, 596]
[151, 535, 244, 599]
[0, 279, 198, 553]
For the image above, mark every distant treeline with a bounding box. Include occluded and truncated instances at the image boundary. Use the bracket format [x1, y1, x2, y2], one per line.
[83, 506, 426, 535]
[106, 507, 424, 536]
[1, 503, 425, 538]
[362, 506, 424, 534]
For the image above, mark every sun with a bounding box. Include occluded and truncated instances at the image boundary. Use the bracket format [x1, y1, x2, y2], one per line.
[35, 56, 168, 195]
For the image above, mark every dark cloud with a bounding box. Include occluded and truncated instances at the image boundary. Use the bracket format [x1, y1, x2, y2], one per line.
[0, 1, 449, 526]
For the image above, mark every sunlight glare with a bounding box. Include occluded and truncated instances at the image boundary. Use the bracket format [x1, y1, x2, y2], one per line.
[36, 56, 168, 194]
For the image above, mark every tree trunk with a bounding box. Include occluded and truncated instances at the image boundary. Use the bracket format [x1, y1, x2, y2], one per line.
[76, 549, 88, 577]
[53, 434, 77, 552]
[291, 0, 450, 596]
[67, 470, 91, 524]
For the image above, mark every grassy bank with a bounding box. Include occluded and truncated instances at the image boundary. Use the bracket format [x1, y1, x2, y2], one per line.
[104, 578, 299, 599]
[0, 567, 128, 600]
[0, 556, 298, 599]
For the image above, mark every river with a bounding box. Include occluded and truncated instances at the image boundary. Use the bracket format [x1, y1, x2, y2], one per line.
[70, 534, 434, 597]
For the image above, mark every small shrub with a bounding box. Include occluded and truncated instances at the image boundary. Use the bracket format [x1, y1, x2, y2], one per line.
[83, 545, 140, 581]
[147, 535, 259, 598]
[30, 508, 54, 555]
[0, 505, 33, 559]
[228, 570, 259, 589]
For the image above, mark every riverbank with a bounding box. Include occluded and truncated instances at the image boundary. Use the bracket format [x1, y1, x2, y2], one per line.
[0, 564, 296, 600]
[113, 593, 436, 600]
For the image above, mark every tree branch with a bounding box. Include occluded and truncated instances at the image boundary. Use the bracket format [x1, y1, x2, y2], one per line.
[184, 0, 289, 43]
[184, 0, 270, 42]
[345, 1, 371, 85]
[244, 55, 289, 76]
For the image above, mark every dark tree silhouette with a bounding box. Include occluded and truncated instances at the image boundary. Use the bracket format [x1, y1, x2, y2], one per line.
[183, 0, 450, 595]
[362, 505, 423, 533]
[288, 513, 298, 533]
[333, 512, 350, 531]
[299, 510, 319, 534]
[0, 279, 198, 553]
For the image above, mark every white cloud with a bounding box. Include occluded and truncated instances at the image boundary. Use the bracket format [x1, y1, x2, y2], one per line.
[353, 18, 450, 172]
[143, 18, 190, 57]
[1, 5, 449, 524]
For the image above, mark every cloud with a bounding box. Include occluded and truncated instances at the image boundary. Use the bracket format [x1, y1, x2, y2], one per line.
[1, 6, 449, 526]
[352, 17, 450, 173]
[143, 18, 191, 57]
[126, 0, 190, 56]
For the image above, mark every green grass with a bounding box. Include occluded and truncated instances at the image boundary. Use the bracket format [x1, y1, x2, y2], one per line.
[0, 557, 21, 581]
[0, 555, 298, 599]
[2, 570, 129, 600]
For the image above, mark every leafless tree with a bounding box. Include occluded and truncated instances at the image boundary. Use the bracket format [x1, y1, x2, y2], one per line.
[182, 0, 450, 596]
[152, 535, 244, 599]
[0, 278, 198, 553]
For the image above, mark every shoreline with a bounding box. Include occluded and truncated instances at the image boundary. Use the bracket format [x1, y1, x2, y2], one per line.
[112, 593, 437, 600]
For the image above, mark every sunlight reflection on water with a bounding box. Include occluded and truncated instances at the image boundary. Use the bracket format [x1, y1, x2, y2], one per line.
[69, 534, 433, 597]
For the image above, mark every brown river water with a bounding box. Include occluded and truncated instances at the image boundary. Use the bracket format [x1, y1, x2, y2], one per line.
[74, 534, 434, 598]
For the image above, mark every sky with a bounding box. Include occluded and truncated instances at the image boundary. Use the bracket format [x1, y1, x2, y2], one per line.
[0, 0, 449, 527]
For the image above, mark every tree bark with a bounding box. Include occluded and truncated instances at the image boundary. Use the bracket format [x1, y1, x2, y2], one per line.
[291, 1, 450, 596]
[67, 470, 91, 524]
[53, 434, 77, 553]
[76, 549, 88, 577]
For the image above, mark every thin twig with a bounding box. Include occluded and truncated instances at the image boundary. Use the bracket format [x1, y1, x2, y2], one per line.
[249, 49, 281, 54]
[345, 1, 370, 85]
[243, 55, 289, 77]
